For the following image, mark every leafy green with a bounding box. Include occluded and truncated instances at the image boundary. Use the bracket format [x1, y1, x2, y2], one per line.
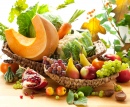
[56, 0, 74, 10]
[66, 89, 88, 106]
[42, 12, 63, 31]
[77, 86, 93, 96]
[62, 41, 72, 60]
[37, 4, 49, 14]
[100, 39, 110, 48]
[117, 14, 130, 28]
[113, 39, 121, 45]
[17, 3, 38, 37]
[0, 23, 8, 41]
[68, 9, 85, 24]
[8, 0, 28, 23]
[113, 39, 122, 52]
[122, 34, 127, 43]
[17, 3, 50, 37]
[66, 90, 74, 105]
[108, 0, 116, 4]
[74, 97, 87, 106]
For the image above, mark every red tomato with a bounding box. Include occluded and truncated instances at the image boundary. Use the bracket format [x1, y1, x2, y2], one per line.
[0, 62, 19, 74]
[92, 58, 104, 70]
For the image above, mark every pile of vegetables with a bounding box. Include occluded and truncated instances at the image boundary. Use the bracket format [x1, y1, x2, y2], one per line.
[0, 0, 129, 106]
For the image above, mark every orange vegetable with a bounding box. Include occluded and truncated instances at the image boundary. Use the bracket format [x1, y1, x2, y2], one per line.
[92, 58, 104, 70]
[5, 14, 59, 61]
[58, 22, 72, 39]
[0, 62, 19, 74]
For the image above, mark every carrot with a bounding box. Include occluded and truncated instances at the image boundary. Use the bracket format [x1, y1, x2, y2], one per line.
[58, 9, 85, 39]
[58, 22, 72, 39]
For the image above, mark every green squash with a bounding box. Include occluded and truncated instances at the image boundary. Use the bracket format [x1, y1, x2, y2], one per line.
[4, 66, 15, 83]
[15, 67, 25, 79]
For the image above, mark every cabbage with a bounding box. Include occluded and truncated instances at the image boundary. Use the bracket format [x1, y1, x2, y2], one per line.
[42, 12, 63, 31]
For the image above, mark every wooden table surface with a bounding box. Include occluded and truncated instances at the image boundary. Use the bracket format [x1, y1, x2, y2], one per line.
[0, 72, 130, 107]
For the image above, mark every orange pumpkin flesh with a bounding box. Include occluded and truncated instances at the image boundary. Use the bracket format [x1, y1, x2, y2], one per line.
[5, 14, 59, 61]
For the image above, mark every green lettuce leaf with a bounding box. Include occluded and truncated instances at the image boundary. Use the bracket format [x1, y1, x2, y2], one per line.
[17, 3, 38, 37]
[42, 12, 63, 31]
[17, 3, 50, 38]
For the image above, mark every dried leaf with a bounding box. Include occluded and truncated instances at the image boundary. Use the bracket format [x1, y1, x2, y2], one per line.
[81, 17, 106, 41]
[113, 0, 130, 23]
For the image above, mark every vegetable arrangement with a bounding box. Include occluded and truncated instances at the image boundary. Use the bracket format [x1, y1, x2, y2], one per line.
[0, 0, 130, 106]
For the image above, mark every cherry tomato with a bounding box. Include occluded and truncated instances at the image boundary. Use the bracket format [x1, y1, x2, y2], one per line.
[92, 58, 104, 70]
[56, 86, 66, 96]
[0, 62, 19, 74]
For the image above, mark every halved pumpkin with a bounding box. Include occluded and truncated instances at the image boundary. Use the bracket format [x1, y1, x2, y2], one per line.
[5, 14, 59, 61]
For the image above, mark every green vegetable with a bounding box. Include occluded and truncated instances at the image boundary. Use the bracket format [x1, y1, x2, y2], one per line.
[0, 22, 8, 41]
[56, 31, 93, 61]
[17, 3, 50, 38]
[17, 3, 38, 37]
[42, 12, 63, 31]
[68, 9, 85, 24]
[71, 39, 86, 60]
[117, 14, 130, 28]
[66, 89, 88, 106]
[8, 0, 28, 23]
[4, 66, 15, 83]
[77, 86, 93, 96]
[15, 67, 25, 79]
[74, 97, 87, 106]
[66, 90, 74, 105]
[56, 0, 75, 10]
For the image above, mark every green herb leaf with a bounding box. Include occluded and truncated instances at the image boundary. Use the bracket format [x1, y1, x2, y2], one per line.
[64, 0, 74, 5]
[8, 0, 28, 23]
[37, 4, 49, 14]
[110, 30, 117, 35]
[114, 45, 122, 52]
[113, 39, 121, 45]
[66, 90, 74, 105]
[100, 39, 110, 48]
[0, 22, 8, 41]
[74, 97, 87, 106]
[77, 86, 93, 96]
[57, 0, 74, 10]
[122, 34, 127, 43]
[127, 49, 130, 56]
[117, 14, 130, 27]
[107, 7, 113, 15]
[108, 0, 116, 4]
[68, 9, 85, 23]
[103, 24, 111, 31]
